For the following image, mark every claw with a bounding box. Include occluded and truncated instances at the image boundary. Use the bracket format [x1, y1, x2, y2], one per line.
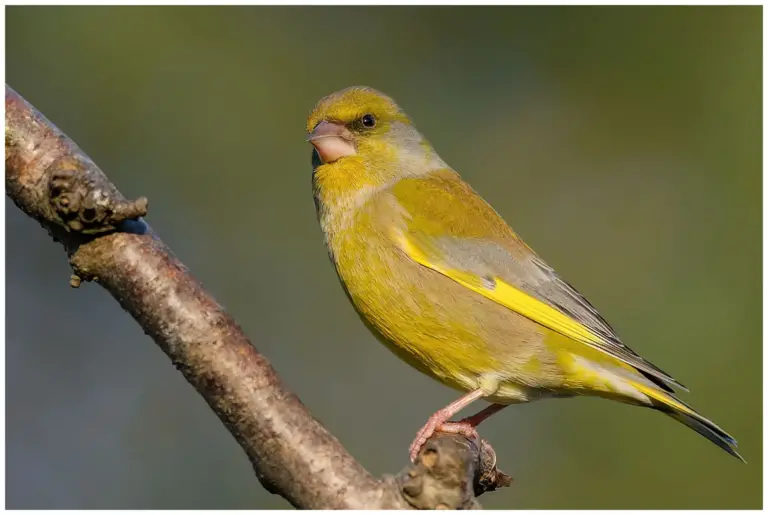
[408, 391, 504, 462]
[409, 419, 480, 462]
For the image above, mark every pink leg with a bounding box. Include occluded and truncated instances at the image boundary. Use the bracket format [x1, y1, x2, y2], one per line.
[459, 403, 507, 426]
[409, 389, 486, 462]
[430, 403, 508, 443]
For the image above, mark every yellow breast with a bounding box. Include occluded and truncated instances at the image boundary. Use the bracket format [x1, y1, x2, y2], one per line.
[323, 196, 498, 389]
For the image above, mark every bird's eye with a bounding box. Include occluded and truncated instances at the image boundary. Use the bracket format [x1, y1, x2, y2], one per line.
[361, 114, 376, 128]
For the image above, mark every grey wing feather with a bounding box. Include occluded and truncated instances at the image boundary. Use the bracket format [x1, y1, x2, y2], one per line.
[427, 236, 686, 392]
[527, 256, 684, 392]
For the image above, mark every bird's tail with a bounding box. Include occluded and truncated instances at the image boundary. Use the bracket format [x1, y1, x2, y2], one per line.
[629, 380, 744, 462]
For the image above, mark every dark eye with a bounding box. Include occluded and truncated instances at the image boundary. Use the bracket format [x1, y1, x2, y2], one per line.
[361, 114, 376, 128]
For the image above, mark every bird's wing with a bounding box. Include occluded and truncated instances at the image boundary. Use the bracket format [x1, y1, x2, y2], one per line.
[389, 172, 685, 391]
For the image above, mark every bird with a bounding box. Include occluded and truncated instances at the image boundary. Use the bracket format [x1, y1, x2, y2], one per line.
[305, 85, 743, 463]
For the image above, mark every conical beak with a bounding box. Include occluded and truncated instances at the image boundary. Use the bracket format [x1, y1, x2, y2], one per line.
[307, 121, 356, 164]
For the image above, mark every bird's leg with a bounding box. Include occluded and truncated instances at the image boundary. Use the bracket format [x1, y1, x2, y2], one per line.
[458, 402, 508, 426]
[409, 389, 486, 462]
[419, 403, 508, 455]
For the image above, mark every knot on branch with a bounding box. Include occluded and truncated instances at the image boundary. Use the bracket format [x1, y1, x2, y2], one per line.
[48, 162, 147, 234]
[474, 438, 513, 496]
[396, 434, 512, 509]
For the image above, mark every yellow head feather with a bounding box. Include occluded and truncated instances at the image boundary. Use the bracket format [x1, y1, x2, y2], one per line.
[308, 87, 446, 203]
[306, 86, 410, 133]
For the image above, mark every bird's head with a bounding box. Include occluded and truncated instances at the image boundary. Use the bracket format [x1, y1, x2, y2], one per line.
[307, 87, 446, 197]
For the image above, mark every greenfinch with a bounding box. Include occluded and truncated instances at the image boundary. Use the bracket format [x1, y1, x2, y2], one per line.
[306, 86, 742, 463]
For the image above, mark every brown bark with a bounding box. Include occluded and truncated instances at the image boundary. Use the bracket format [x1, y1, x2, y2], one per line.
[5, 84, 511, 509]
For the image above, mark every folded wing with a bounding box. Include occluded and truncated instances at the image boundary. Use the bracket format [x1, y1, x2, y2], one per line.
[390, 172, 685, 392]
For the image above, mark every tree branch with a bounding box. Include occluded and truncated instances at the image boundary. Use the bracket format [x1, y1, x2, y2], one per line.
[5, 84, 511, 509]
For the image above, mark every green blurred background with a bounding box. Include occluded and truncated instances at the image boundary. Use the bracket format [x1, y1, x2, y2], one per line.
[6, 6, 761, 509]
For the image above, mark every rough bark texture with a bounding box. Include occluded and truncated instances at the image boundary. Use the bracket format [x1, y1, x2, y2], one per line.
[5, 84, 511, 509]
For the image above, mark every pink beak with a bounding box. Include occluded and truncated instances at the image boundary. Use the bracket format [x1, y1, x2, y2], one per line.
[307, 121, 356, 164]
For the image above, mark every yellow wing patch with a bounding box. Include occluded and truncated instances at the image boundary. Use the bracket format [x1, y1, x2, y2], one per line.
[398, 233, 610, 353]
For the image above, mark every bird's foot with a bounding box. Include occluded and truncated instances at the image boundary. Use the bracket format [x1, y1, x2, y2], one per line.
[409, 416, 480, 462]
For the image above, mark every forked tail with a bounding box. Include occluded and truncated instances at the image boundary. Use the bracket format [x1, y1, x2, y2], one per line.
[630, 380, 744, 462]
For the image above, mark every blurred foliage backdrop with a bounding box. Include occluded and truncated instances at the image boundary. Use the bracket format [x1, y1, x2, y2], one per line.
[6, 5, 761, 509]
